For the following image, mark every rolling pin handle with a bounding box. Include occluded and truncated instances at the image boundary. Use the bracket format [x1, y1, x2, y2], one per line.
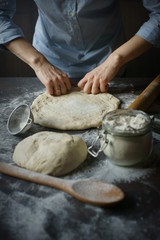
[128, 74, 160, 111]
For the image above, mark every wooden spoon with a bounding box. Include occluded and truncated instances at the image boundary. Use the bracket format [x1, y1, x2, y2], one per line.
[0, 162, 124, 206]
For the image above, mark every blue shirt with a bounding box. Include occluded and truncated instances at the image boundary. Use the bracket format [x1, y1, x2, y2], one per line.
[0, 0, 160, 79]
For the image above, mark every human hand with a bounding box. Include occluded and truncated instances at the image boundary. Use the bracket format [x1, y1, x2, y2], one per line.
[34, 57, 72, 96]
[78, 54, 122, 94]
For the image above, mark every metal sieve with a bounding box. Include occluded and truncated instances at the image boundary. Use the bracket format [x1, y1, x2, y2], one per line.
[7, 104, 33, 135]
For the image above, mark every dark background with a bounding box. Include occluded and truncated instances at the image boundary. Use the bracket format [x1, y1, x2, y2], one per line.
[0, 0, 159, 78]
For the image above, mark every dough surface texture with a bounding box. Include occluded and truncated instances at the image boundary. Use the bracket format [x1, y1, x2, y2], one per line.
[31, 90, 120, 130]
[13, 131, 87, 176]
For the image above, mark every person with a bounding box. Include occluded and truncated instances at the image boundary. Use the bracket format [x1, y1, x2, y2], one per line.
[0, 1, 160, 96]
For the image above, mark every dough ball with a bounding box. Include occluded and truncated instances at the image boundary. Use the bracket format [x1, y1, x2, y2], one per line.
[31, 90, 120, 130]
[13, 131, 88, 176]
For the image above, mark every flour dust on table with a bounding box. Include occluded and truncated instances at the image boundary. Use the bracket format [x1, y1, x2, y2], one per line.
[0, 82, 158, 184]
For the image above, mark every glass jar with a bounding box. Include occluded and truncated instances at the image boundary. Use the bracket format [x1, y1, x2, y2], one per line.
[88, 109, 153, 166]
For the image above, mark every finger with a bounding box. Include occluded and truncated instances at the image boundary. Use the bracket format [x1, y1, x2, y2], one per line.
[91, 78, 100, 94]
[83, 79, 93, 94]
[54, 88, 61, 96]
[58, 78, 67, 95]
[58, 74, 72, 94]
[46, 80, 54, 95]
[63, 74, 72, 91]
[56, 71, 71, 92]
[100, 79, 109, 93]
[78, 77, 88, 89]
[53, 78, 62, 96]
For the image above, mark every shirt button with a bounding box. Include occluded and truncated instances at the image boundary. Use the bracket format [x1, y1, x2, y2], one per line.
[70, 11, 75, 17]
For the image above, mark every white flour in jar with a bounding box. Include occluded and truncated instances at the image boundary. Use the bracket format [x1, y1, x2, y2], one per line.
[104, 113, 150, 132]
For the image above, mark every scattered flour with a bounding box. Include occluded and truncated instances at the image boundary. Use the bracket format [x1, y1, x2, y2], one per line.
[0, 80, 160, 240]
[0, 188, 68, 240]
[0, 183, 156, 240]
[0, 89, 157, 184]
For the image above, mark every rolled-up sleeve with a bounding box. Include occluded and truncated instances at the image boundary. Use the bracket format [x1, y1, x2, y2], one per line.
[0, 0, 24, 50]
[136, 0, 160, 48]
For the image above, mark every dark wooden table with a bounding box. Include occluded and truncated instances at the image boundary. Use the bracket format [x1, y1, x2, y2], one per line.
[0, 77, 160, 240]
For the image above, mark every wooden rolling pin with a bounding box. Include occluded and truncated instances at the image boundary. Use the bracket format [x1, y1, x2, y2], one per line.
[128, 74, 160, 111]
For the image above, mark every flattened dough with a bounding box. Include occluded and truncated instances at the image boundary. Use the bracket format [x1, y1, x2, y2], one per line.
[13, 131, 87, 176]
[31, 90, 120, 130]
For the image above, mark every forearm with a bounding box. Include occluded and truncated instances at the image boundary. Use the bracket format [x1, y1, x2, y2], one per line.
[109, 35, 153, 68]
[5, 37, 45, 71]
[78, 35, 153, 94]
[5, 37, 71, 95]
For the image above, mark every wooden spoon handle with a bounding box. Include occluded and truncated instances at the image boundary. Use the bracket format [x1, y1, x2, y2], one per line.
[128, 74, 160, 111]
[0, 162, 72, 192]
